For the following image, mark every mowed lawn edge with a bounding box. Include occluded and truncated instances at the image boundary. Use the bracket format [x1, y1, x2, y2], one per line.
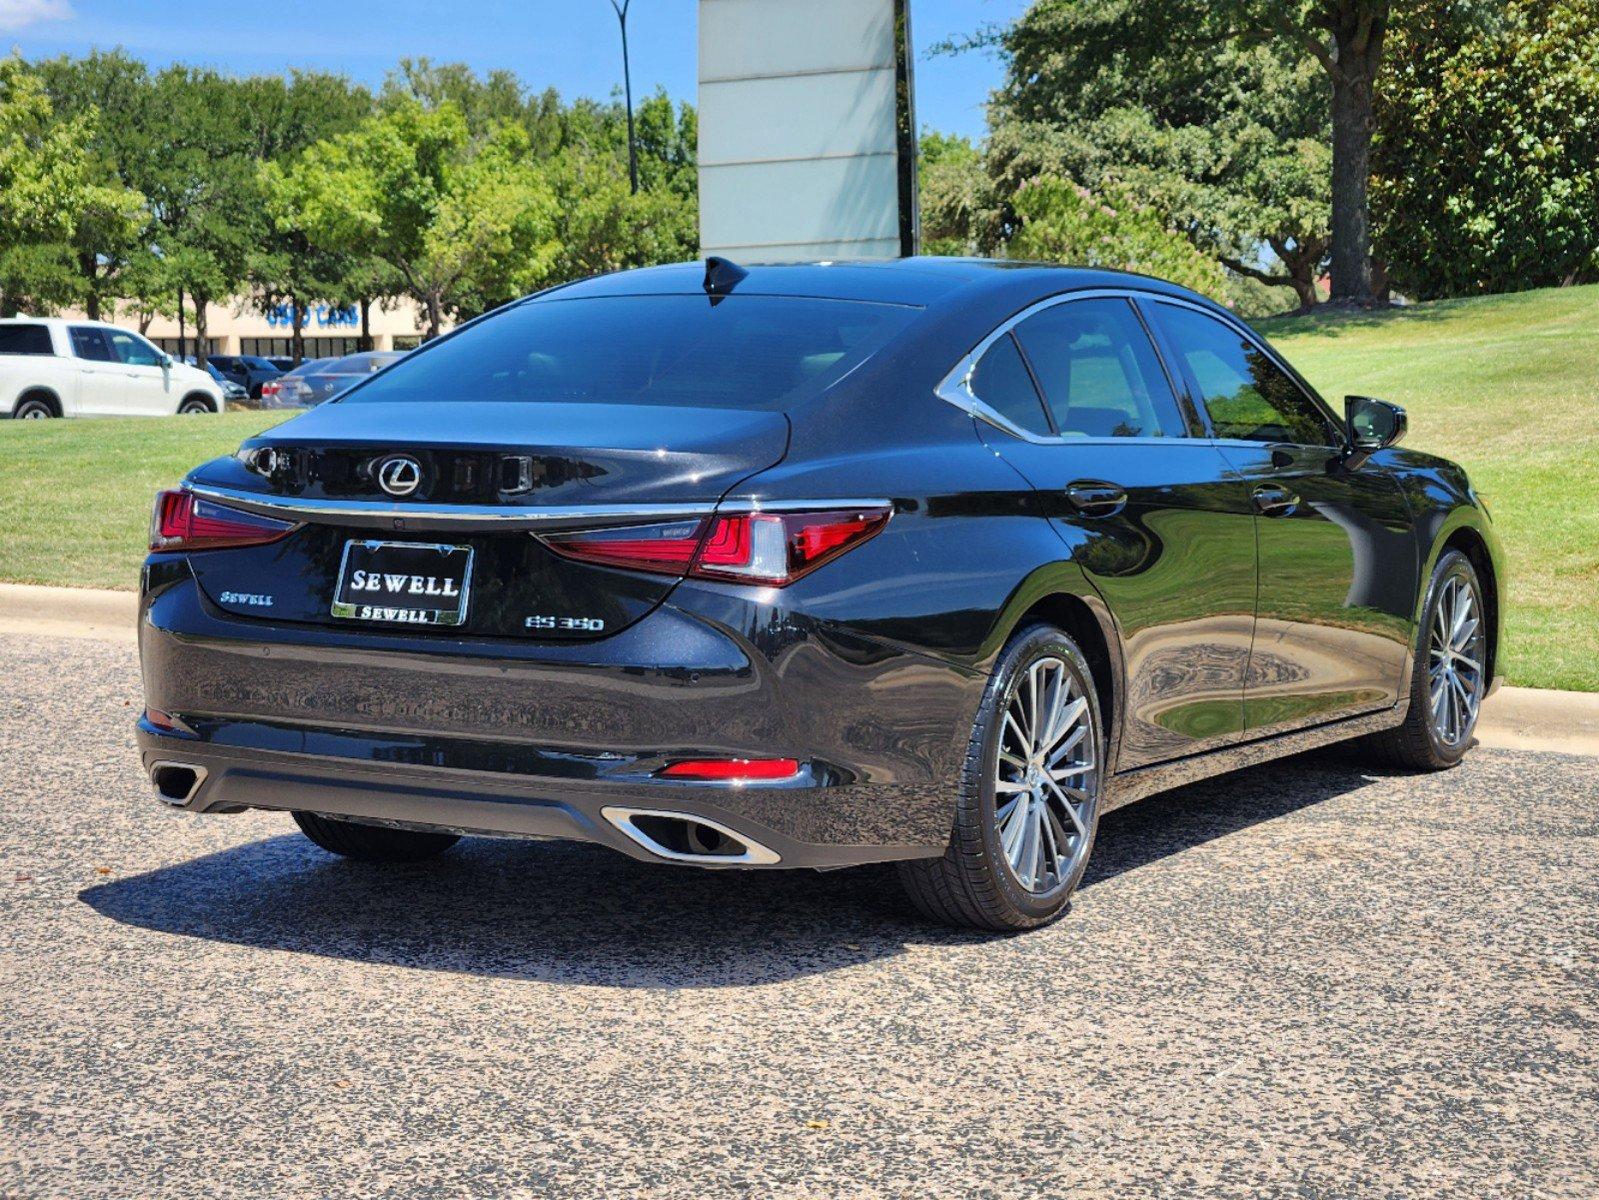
[0, 411, 291, 593]
[1262, 283, 1599, 693]
[1, 283, 1594, 690]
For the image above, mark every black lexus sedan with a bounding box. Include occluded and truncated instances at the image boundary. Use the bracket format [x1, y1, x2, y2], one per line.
[136, 258, 1503, 930]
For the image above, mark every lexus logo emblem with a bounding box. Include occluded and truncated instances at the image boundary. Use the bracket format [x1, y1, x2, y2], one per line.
[376, 455, 423, 498]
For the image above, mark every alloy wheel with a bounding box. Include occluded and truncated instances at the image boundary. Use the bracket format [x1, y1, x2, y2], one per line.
[994, 656, 1098, 895]
[1427, 573, 1484, 747]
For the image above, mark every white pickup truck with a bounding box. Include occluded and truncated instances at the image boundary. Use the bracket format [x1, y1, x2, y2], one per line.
[0, 317, 226, 418]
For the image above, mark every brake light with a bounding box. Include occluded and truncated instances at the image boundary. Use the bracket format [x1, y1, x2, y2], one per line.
[657, 757, 801, 781]
[260, 381, 281, 398]
[150, 490, 295, 552]
[540, 507, 890, 586]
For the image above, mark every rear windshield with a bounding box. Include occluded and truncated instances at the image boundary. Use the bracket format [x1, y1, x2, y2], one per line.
[341, 295, 919, 411]
[0, 324, 53, 356]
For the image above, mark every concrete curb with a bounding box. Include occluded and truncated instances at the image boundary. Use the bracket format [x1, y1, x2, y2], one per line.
[1, 582, 1595, 755]
[0, 582, 136, 644]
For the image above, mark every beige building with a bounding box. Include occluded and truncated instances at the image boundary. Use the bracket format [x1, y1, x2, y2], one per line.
[94, 296, 452, 359]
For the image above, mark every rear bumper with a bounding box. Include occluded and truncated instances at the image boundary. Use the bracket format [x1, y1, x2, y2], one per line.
[135, 726, 932, 868]
[137, 565, 982, 868]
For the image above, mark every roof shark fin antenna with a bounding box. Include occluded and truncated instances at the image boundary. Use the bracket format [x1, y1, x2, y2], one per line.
[703, 256, 749, 297]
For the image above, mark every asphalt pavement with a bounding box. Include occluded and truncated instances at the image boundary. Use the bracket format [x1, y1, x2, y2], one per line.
[2, 631, 1596, 1199]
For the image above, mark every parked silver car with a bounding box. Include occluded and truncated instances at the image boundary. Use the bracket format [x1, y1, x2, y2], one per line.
[267, 351, 408, 408]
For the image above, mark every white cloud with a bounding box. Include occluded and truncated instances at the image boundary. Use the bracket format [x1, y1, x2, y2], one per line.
[0, 0, 75, 33]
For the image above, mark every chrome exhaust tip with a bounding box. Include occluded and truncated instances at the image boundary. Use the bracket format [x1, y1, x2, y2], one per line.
[150, 761, 208, 806]
[601, 806, 781, 866]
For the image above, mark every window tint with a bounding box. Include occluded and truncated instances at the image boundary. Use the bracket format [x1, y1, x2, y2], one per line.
[0, 324, 53, 356]
[343, 296, 919, 411]
[1157, 305, 1335, 445]
[968, 332, 1049, 435]
[105, 330, 163, 367]
[69, 327, 116, 362]
[1013, 298, 1184, 437]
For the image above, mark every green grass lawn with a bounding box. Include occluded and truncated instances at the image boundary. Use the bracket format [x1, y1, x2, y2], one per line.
[0, 411, 290, 592]
[1261, 284, 1599, 692]
[1, 283, 1595, 689]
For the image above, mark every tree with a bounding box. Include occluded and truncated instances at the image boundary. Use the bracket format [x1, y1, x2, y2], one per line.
[34, 50, 156, 319]
[1007, 176, 1227, 297]
[984, 12, 1332, 310]
[139, 66, 268, 363]
[918, 131, 997, 257]
[1374, 0, 1599, 297]
[542, 89, 698, 284]
[274, 100, 560, 337]
[963, 0, 1393, 304]
[0, 55, 142, 316]
[245, 71, 374, 361]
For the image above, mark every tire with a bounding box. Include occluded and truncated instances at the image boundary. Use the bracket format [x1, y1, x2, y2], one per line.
[13, 396, 56, 419]
[897, 623, 1105, 931]
[1364, 548, 1487, 770]
[177, 396, 214, 414]
[292, 811, 460, 862]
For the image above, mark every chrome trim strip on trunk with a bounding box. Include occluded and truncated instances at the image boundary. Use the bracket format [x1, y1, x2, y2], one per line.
[182, 482, 893, 532]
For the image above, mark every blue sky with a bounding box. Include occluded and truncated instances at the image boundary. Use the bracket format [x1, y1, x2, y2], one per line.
[1, 0, 1028, 142]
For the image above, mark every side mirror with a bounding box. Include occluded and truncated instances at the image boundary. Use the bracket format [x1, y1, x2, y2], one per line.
[1342, 395, 1406, 470]
[157, 351, 173, 369]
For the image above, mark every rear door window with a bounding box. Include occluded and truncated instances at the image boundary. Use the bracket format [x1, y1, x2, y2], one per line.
[68, 327, 116, 362]
[0, 324, 53, 355]
[1013, 298, 1186, 437]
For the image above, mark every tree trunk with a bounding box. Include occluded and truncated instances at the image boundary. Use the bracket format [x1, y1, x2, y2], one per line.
[194, 295, 210, 368]
[80, 254, 101, 321]
[359, 298, 371, 351]
[1327, 7, 1388, 305]
[424, 292, 442, 340]
[290, 297, 305, 365]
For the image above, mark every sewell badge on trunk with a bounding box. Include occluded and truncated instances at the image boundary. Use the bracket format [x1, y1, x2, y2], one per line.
[331, 540, 473, 626]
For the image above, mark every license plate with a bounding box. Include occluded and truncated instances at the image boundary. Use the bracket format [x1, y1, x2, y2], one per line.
[331, 540, 473, 626]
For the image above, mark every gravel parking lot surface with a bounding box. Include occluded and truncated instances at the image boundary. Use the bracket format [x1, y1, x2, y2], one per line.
[2, 631, 1596, 1199]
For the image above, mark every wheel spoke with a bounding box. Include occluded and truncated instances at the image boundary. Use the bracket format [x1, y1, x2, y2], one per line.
[1002, 711, 1029, 756]
[1044, 777, 1088, 837]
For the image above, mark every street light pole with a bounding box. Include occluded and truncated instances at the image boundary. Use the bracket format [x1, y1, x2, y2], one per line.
[609, 0, 640, 194]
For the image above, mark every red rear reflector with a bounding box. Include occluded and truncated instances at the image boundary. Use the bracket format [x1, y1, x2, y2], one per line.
[657, 758, 800, 781]
[541, 506, 890, 587]
[150, 490, 295, 552]
[145, 708, 176, 730]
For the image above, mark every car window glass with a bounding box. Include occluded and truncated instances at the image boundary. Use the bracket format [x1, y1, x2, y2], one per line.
[968, 333, 1050, 435]
[106, 330, 163, 367]
[69, 326, 116, 362]
[342, 296, 920, 412]
[1157, 305, 1335, 445]
[1012, 298, 1184, 437]
[0, 324, 53, 355]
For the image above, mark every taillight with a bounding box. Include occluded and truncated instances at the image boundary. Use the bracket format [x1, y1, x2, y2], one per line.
[260, 381, 281, 397]
[540, 506, 891, 586]
[150, 490, 295, 552]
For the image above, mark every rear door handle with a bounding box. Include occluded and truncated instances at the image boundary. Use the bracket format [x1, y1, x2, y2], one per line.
[1065, 481, 1128, 518]
[1252, 483, 1300, 517]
